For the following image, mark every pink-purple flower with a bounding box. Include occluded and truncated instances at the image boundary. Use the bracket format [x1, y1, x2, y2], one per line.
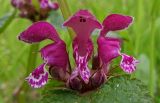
[11, 0, 59, 21]
[18, 10, 138, 92]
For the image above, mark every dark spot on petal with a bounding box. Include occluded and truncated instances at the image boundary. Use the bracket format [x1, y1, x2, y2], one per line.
[80, 19, 83, 22]
[83, 19, 86, 22]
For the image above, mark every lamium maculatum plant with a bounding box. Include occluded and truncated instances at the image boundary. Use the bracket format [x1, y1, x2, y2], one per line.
[11, 0, 59, 22]
[18, 10, 139, 93]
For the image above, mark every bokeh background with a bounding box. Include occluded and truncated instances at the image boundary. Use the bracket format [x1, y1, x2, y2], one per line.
[0, 0, 160, 103]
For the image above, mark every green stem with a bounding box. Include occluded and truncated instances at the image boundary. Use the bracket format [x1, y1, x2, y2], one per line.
[17, 44, 40, 103]
[149, 21, 155, 96]
[131, 0, 143, 78]
[149, 0, 159, 96]
[135, 0, 143, 56]
[17, 21, 40, 103]
[26, 44, 39, 75]
[25, 44, 40, 90]
[57, 0, 75, 39]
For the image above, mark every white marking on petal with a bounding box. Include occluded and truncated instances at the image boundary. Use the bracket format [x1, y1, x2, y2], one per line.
[74, 49, 91, 84]
[120, 53, 139, 74]
[26, 64, 48, 88]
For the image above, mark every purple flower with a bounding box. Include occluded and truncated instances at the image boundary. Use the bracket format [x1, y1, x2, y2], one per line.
[11, 0, 59, 21]
[19, 10, 138, 92]
[120, 53, 139, 73]
[19, 21, 69, 87]
[26, 64, 48, 88]
[39, 0, 59, 10]
[100, 14, 133, 36]
[39, 0, 49, 8]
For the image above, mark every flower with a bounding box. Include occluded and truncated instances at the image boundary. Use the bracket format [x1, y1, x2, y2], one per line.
[11, 0, 59, 21]
[25, 64, 48, 88]
[18, 10, 138, 92]
[120, 53, 139, 73]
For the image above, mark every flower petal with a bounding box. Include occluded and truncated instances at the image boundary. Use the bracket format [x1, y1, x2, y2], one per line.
[18, 21, 60, 43]
[63, 10, 102, 30]
[100, 14, 133, 36]
[48, 2, 59, 10]
[92, 55, 101, 70]
[40, 41, 69, 69]
[91, 70, 106, 88]
[67, 69, 82, 90]
[49, 66, 69, 81]
[98, 37, 121, 64]
[11, 0, 30, 8]
[63, 10, 102, 56]
[26, 64, 48, 88]
[120, 53, 139, 73]
[74, 46, 91, 83]
[72, 38, 92, 83]
[79, 65, 90, 84]
[73, 38, 93, 60]
[39, 0, 49, 8]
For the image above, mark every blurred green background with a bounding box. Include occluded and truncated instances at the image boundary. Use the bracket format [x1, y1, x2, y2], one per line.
[0, 0, 160, 103]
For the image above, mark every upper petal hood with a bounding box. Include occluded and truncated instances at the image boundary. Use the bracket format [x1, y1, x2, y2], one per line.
[18, 21, 60, 43]
[63, 10, 102, 31]
[100, 14, 133, 36]
[63, 10, 102, 56]
[98, 37, 121, 64]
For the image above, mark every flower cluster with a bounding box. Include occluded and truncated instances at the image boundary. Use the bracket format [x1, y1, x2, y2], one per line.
[18, 10, 139, 92]
[11, 0, 59, 22]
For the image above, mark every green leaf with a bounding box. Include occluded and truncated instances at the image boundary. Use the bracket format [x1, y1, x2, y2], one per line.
[40, 75, 153, 103]
[0, 10, 17, 34]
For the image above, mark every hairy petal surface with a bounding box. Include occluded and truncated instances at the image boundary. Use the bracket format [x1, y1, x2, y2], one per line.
[26, 64, 48, 88]
[100, 14, 133, 36]
[120, 54, 139, 73]
[18, 21, 60, 43]
[98, 37, 121, 64]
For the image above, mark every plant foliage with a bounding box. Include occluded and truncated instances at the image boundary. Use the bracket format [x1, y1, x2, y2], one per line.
[41, 75, 152, 103]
